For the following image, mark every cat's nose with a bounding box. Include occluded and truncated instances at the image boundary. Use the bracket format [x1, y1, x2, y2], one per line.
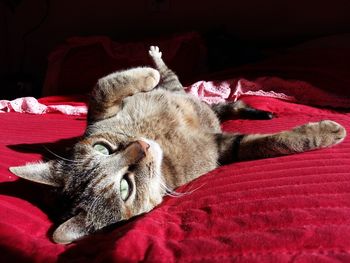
[124, 140, 150, 164]
[136, 140, 150, 153]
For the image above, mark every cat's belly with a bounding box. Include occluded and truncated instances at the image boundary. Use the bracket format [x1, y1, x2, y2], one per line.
[88, 90, 220, 134]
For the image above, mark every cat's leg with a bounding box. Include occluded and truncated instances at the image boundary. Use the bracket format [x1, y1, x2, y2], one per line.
[215, 120, 346, 164]
[88, 67, 160, 122]
[148, 46, 184, 93]
[211, 100, 273, 120]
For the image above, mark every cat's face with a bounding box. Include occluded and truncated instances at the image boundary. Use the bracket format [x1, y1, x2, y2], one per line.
[9, 133, 165, 244]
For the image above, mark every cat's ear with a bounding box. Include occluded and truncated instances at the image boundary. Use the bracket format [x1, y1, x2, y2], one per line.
[53, 213, 88, 244]
[9, 161, 61, 187]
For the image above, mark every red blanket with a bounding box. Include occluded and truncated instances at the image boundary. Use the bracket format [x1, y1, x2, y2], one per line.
[0, 95, 349, 262]
[1, 33, 350, 262]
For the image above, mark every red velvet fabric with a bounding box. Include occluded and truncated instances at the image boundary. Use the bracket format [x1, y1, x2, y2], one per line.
[1, 33, 350, 262]
[0, 96, 349, 262]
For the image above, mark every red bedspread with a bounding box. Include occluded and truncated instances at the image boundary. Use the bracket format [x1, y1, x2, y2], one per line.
[0, 95, 349, 262]
[1, 33, 350, 262]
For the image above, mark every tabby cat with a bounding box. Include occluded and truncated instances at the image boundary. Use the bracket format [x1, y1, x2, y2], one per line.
[10, 46, 346, 244]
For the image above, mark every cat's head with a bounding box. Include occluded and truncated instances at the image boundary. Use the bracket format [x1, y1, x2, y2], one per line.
[9, 133, 165, 244]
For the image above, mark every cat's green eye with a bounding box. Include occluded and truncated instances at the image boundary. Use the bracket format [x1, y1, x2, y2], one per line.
[120, 177, 131, 201]
[93, 143, 110, 155]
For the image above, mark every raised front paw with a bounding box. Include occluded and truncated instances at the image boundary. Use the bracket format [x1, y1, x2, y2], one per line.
[143, 67, 160, 91]
[97, 67, 160, 93]
[149, 46, 162, 59]
[294, 120, 346, 148]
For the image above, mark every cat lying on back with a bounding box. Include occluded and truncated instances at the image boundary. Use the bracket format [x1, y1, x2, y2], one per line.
[10, 46, 346, 244]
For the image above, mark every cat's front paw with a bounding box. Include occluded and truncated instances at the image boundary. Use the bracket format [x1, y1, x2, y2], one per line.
[143, 68, 160, 91]
[149, 46, 162, 59]
[294, 120, 346, 148]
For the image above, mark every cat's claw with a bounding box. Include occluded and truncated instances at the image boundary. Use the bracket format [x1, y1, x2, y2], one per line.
[149, 46, 162, 59]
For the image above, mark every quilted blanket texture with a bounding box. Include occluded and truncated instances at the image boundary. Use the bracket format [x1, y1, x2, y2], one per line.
[0, 95, 349, 262]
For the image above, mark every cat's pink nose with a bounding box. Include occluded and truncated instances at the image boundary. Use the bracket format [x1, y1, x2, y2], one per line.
[136, 140, 150, 153]
[124, 140, 150, 165]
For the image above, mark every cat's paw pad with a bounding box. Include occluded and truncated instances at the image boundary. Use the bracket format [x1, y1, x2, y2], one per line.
[149, 46, 162, 59]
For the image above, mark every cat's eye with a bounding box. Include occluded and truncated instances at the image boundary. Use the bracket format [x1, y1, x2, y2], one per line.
[93, 143, 111, 155]
[120, 176, 131, 201]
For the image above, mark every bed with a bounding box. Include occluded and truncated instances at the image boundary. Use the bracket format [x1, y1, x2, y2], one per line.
[1, 33, 350, 262]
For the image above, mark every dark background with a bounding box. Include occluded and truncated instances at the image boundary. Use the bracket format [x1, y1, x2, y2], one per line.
[1, 0, 350, 99]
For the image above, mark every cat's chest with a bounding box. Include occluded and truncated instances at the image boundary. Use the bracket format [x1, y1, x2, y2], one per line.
[120, 92, 199, 133]
[87, 91, 197, 137]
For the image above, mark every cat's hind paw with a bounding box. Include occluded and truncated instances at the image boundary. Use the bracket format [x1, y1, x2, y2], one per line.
[149, 46, 162, 59]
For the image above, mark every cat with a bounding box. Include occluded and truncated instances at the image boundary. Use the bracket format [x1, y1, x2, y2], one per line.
[9, 46, 346, 244]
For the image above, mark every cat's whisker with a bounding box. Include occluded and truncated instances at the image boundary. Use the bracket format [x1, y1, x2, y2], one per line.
[158, 177, 206, 198]
[86, 195, 102, 223]
[181, 183, 206, 196]
[158, 178, 189, 198]
[43, 146, 83, 164]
